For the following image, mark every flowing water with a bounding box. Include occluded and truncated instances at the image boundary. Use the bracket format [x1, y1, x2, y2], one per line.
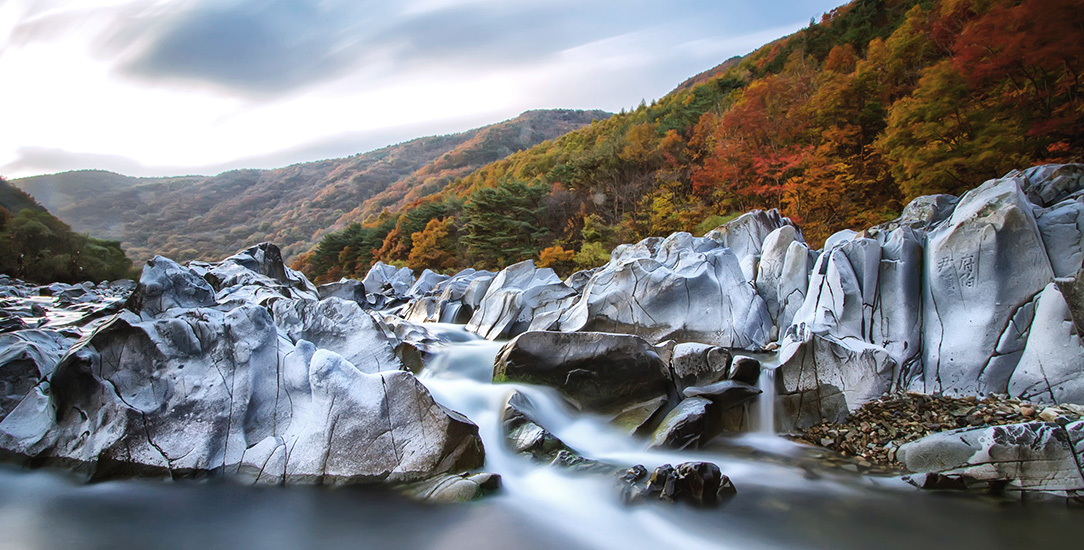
[0, 325, 1079, 550]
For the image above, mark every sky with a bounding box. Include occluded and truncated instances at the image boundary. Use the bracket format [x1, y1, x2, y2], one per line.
[1, 0, 846, 179]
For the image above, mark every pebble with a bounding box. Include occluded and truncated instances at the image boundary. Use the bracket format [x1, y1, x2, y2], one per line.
[790, 393, 1083, 469]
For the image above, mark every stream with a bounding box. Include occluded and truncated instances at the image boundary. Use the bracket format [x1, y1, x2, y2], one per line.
[0, 323, 1079, 550]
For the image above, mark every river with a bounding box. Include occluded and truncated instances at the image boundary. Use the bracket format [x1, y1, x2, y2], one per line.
[0, 323, 1078, 550]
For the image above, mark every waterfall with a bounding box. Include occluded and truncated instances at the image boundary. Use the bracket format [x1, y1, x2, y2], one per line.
[756, 366, 777, 434]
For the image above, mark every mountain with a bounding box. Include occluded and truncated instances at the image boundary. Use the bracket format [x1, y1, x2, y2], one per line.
[0, 177, 132, 283]
[300, 0, 1083, 282]
[13, 109, 610, 264]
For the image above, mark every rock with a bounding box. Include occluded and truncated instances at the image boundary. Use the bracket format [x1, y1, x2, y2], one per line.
[271, 297, 400, 375]
[202, 243, 319, 303]
[501, 391, 574, 461]
[1019, 164, 1084, 208]
[493, 331, 673, 427]
[728, 355, 761, 385]
[399, 472, 502, 503]
[360, 262, 415, 308]
[755, 225, 814, 332]
[560, 232, 772, 348]
[317, 279, 367, 304]
[466, 261, 573, 340]
[877, 194, 959, 233]
[903, 472, 971, 491]
[647, 397, 713, 450]
[407, 269, 450, 298]
[633, 462, 735, 506]
[896, 421, 1084, 493]
[704, 209, 797, 277]
[1007, 284, 1084, 404]
[680, 380, 761, 409]
[670, 343, 731, 389]
[0, 330, 75, 420]
[1035, 197, 1084, 278]
[125, 256, 216, 317]
[920, 174, 1055, 396]
[776, 332, 898, 431]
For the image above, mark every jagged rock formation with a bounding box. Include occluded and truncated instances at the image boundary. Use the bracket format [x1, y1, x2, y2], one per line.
[0, 244, 484, 486]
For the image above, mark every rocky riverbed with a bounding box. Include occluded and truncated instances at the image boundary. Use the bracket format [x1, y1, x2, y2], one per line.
[0, 164, 1083, 511]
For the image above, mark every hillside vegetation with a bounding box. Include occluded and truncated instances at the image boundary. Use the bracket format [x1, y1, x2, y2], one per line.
[299, 0, 1082, 283]
[0, 178, 132, 283]
[15, 109, 608, 264]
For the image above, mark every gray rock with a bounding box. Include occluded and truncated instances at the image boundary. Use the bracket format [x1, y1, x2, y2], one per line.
[877, 194, 959, 232]
[0, 330, 74, 420]
[703, 209, 797, 269]
[0, 308, 483, 485]
[407, 269, 450, 298]
[920, 175, 1056, 396]
[204, 243, 319, 303]
[560, 232, 772, 348]
[755, 225, 813, 330]
[897, 421, 1084, 493]
[1007, 283, 1084, 404]
[466, 261, 573, 340]
[360, 262, 415, 308]
[681, 380, 761, 409]
[776, 332, 898, 431]
[727, 355, 761, 385]
[500, 391, 574, 460]
[493, 331, 673, 427]
[271, 297, 400, 375]
[317, 279, 366, 304]
[670, 343, 731, 389]
[1019, 164, 1084, 208]
[1035, 197, 1084, 278]
[400, 472, 501, 503]
[126, 256, 216, 317]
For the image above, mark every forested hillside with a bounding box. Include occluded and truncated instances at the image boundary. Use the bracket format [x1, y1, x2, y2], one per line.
[15, 109, 607, 263]
[0, 177, 132, 283]
[299, 0, 1082, 282]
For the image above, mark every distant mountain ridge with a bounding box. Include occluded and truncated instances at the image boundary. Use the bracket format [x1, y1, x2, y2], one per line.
[14, 109, 610, 263]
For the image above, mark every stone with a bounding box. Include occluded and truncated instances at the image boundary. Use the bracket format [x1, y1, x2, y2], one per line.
[680, 380, 761, 410]
[1019, 164, 1084, 208]
[271, 297, 400, 375]
[400, 472, 502, 503]
[877, 194, 959, 233]
[647, 397, 713, 450]
[1007, 284, 1084, 404]
[1035, 197, 1084, 278]
[776, 332, 898, 431]
[920, 175, 1056, 396]
[501, 391, 574, 461]
[704, 209, 797, 271]
[896, 421, 1084, 493]
[0, 330, 75, 420]
[639, 462, 734, 506]
[202, 243, 319, 303]
[728, 355, 761, 385]
[466, 261, 572, 340]
[493, 331, 673, 424]
[317, 279, 367, 304]
[560, 232, 772, 348]
[669, 343, 731, 389]
[360, 262, 415, 308]
[125, 256, 215, 317]
[407, 269, 450, 298]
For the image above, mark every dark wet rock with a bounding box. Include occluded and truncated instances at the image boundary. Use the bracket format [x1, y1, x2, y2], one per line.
[681, 380, 761, 408]
[560, 232, 772, 348]
[399, 472, 502, 503]
[647, 397, 713, 450]
[669, 343, 730, 389]
[903, 472, 971, 491]
[494, 331, 673, 426]
[897, 421, 1084, 494]
[728, 355, 761, 385]
[271, 297, 400, 375]
[623, 462, 735, 506]
[501, 391, 575, 461]
[467, 261, 573, 340]
[0, 314, 29, 333]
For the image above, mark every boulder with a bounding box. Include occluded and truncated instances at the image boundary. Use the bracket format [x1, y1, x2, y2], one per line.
[125, 256, 215, 317]
[776, 332, 898, 431]
[1035, 197, 1084, 278]
[621, 462, 736, 506]
[1018, 164, 1084, 208]
[876, 194, 959, 233]
[704, 209, 797, 278]
[0, 330, 74, 420]
[271, 297, 400, 375]
[920, 175, 1057, 396]
[202, 243, 319, 303]
[400, 472, 501, 503]
[1007, 284, 1084, 404]
[493, 331, 673, 428]
[0, 308, 483, 485]
[317, 279, 367, 304]
[466, 261, 573, 340]
[360, 262, 415, 308]
[407, 269, 450, 298]
[500, 391, 575, 461]
[560, 232, 772, 348]
[669, 343, 731, 389]
[896, 421, 1084, 494]
[755, 225, 814, 332]
[647, 397, 713, 450]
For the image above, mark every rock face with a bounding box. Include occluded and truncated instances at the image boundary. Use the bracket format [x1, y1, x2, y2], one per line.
[467, 261, 573, 340]
[0, 244, 484, 486]
[494, 331, 673, 429]
[560, 232, 773, 348]
[897, 421, 1084, 495]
